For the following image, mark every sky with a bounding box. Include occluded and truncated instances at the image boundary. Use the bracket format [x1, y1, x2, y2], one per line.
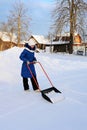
[0, 0, 87, 37]
[0, 0, 54, 36]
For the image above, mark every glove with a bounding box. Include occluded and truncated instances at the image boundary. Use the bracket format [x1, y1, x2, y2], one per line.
[33, 61, 37, 64]
[27, 61, 30, 65]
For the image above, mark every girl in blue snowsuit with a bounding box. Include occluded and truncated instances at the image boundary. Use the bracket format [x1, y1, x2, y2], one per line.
[19, 43, 39, 91]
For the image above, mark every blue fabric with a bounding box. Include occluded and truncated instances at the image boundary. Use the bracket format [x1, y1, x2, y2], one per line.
[19, 48, 37, 78]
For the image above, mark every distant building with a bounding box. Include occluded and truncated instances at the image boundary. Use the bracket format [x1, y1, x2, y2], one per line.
[28, 35, 49, 50]
[52, 33, 86, 54]
[0, 32, 17, 51]
[0, 32, 17, 43]
[14, 33, 87, 55]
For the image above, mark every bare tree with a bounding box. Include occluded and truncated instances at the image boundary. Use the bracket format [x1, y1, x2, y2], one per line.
[52, 0, 87, 53]
[8, 0, 31, 45]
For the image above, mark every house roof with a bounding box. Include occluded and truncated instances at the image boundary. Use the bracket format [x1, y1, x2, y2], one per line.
[29, 35, 49, 44]
[0, 32, 17, 43]
[48, 41, 69, 45]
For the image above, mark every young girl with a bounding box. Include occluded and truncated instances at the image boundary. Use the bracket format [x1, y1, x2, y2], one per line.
[19, 40, 39, 91]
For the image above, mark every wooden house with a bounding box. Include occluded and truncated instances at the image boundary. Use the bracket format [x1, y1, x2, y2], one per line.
[0, 38, 16, 51]
[28, 35, 49, 50]
[0, 32, 17, 51]
[52, 33, 83, 53]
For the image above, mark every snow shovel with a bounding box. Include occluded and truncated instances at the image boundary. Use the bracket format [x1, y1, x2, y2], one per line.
[27, 62, 64, 103]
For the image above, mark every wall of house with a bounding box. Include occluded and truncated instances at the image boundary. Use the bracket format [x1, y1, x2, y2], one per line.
[37, 44, 45, 50]
[73, 35, 87, 55]
[0, 40, 16, 51]
[74, 34, 82, 43]
[53, 44, 69, 53]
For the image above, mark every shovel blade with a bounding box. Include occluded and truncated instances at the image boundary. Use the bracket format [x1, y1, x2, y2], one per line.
[41, 87, 64, 103]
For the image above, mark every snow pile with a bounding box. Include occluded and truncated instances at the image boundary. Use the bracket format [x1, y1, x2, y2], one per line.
[0, 47, 87, 130]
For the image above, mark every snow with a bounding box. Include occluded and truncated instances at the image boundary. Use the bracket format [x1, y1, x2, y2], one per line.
[0, 47, 87, 130]
[45, 91, 65, 103]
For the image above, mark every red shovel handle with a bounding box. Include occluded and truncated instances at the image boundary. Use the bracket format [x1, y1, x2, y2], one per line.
[29, 61, 54, 87]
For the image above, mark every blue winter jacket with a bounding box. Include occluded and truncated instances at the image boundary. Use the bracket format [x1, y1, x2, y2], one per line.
[19, 44, 37, 78]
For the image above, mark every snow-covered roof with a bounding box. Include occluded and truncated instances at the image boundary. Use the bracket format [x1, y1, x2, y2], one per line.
[31, 35, 49, 44]
[47, 41, 69, 45]
[0, 32, 17, 43]
[56, 32, 78, 37]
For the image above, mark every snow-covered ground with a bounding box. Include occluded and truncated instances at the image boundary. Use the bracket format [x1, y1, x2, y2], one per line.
[0, 47, 87, 130]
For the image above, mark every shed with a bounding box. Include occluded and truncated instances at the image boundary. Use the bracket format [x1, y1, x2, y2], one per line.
[52, 33, 82, 53]
[49, 41, 69, 53]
